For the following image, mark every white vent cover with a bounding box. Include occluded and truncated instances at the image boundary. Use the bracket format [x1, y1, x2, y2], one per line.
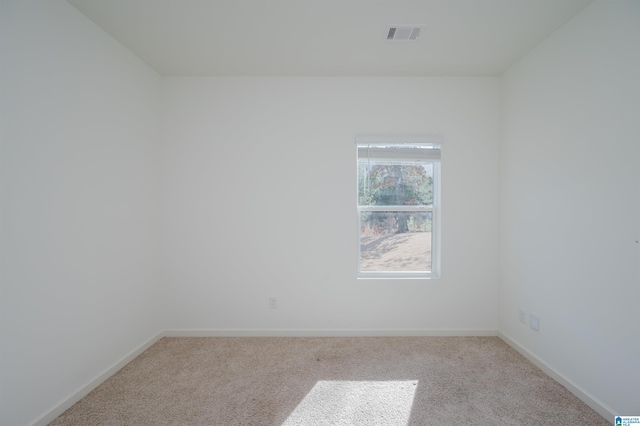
[386, 26, 423, 41]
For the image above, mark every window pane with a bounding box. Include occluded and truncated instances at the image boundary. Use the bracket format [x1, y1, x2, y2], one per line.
[360, 211, 432, 272]
[358, 161, 433, 206]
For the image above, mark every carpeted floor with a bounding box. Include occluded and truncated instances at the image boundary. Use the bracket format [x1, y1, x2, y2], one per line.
[50, 337, 609, 425]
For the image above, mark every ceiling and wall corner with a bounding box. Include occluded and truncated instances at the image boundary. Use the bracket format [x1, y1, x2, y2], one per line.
[65, 0, 594, 76]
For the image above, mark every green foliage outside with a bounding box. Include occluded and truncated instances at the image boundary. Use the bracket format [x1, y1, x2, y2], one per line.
[358, 162, 433, 234]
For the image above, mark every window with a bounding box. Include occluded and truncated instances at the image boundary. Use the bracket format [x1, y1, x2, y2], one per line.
[356, 137, 441, 279]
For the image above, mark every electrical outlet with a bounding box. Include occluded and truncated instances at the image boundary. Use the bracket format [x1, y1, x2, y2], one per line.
[519, 308, 527, 324]
[530, 314, 540, 331]
[269, 297, 277, 309]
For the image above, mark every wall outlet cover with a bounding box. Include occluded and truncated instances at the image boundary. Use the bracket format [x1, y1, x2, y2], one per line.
[519, 308, 527, 324]
[530, 314, 540, 331]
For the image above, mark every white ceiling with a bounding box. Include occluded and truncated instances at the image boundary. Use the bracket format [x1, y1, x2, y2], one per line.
[66, 0, 594, 76]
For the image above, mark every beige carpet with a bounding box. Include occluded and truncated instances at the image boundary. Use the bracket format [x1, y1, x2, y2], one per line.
[50, 337, 609, 425]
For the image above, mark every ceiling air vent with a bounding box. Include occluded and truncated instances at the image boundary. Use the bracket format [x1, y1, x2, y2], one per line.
[386, 26, 422, 41]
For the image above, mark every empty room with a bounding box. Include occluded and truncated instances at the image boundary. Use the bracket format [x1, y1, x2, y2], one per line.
[1, 0, 638, 425]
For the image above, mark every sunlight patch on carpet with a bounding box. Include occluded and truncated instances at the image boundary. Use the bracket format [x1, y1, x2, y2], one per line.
[282, 380, 418, 425]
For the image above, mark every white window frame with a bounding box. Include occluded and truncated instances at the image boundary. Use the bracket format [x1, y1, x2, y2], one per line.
[356, 135, 441, 279]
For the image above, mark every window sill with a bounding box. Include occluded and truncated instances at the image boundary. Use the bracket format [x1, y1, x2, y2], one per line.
[357, 273, 440, 280]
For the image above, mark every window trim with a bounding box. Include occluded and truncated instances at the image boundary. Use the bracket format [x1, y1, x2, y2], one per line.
[356, 136, 441, 280]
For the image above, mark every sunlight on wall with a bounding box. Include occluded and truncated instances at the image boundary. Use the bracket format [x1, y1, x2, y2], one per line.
[282, 380, 418, 425]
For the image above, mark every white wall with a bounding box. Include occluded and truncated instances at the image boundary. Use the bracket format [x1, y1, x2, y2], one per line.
[10, 0, 636, 423]
[161, 77, 500, 333]
[499, 0, 640, 416]
[0, 1, 163, 425]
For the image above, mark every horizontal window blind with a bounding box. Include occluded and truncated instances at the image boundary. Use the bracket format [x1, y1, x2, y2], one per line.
[356, 136, 441, 162]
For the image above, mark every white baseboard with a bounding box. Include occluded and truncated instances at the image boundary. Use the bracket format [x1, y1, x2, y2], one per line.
[164, 328, 498, 337]
[29, 331, 166, 426]
[498, 331, 615, 423]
